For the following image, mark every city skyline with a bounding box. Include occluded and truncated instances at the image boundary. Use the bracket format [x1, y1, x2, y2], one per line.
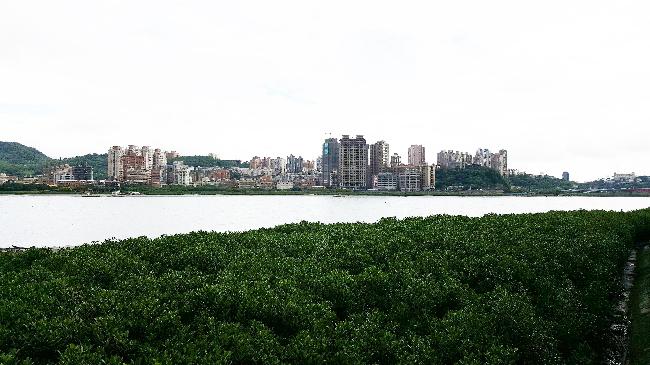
[3, 136, 643, 183]
[2, 1, 649, 182]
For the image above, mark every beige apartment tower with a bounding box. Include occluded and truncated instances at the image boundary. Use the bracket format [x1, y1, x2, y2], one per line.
[408, 145, 426, 166]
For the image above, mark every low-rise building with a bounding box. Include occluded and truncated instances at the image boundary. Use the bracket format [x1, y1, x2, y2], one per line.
[210, 169, 230, 181]
[0, 173, 16, 185]
[613, 172, 636, 183]
[167, 161, 191, 186]
[399, 167, 422, 192]
[258, 175, 274, 189]
[238, 179, 257, 189]
[71, 166, 94, 181]
[375, 172, 398, 191]
[277, 181, 294, 190]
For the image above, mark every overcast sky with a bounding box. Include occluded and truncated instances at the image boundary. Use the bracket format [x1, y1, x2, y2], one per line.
[1, 1, 649, 181]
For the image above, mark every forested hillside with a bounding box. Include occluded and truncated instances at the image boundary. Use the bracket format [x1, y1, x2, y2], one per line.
[435, 165, 509, 190]
[435, 165, 575, 192]
[0, 142, 108, 178]
[0, 142, 51, 176]
[46, 153, 108, 179]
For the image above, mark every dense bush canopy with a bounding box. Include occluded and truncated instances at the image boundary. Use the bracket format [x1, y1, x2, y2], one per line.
[1, 209, 649, 364]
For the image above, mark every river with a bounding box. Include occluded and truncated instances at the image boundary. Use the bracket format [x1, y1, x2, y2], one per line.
[1, 195, 649, 247]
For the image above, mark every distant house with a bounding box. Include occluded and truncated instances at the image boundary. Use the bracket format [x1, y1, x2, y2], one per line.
[277, 181, 294, 190]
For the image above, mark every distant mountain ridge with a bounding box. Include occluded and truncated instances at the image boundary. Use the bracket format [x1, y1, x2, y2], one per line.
[0, 141, 108, 178]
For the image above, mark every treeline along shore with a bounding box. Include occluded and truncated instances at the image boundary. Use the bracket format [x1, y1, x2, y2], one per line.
[1, 210, 650, 364]
[1, 182, 650, 197]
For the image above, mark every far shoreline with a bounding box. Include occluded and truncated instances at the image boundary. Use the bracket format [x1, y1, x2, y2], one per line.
[1, 189, 649, 198]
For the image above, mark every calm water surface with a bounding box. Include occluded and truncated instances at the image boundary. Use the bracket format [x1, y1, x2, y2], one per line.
[1, 195, 649, 247]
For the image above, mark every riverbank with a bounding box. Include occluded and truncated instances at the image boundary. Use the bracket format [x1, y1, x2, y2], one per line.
[1, 188, 649, 197]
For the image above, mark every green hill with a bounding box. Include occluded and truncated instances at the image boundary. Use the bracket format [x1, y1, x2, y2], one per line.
[435, 166, 575, 192]
[0, 142, 108, 178]
[436, 165, 509, 191]
[0, 141, 51, 176]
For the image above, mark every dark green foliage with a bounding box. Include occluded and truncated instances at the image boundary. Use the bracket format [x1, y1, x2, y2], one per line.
[436, 166, 575, 192]
[1, 210, 650, 364]
[0, 142, 50, 165]
[509, 174, 574, 191]
[436, 165, 509, 191]
[0, 183, 63, 193]
[46, 154, 108, 180]
[0, 142, 51, 176]
[0, 142, 108, 179]
[580, 178, 650, 190]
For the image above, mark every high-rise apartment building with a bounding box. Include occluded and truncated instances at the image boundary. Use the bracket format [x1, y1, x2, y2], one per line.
[368, 140, 390, 186]
[108, 145, 165, 184]
[141, 146, 154, 170]
[474, 149, 492, 167]
[338, 135, 368, 189]
[473, 148, 507, 175]
[322, 138, 340, 187]
[121, 148, 150, 184]
[421, 165, 435, 191]
[437, 150, 473, 169]
[390, 153, 401, 168]
[408, 145, 426, 166]
[491, 150, 508, 176]
[167, 161, 191, 186]
[272, 157, 286, 175]
[107, 146, 124, 180]
[166, 151, 180, 160]
[562, 172, 570, 181]
[152, 149, 167, 169]
[250, 156, 262, 170]
[151, 149, 168, 187]
[286, 155, 304, 174]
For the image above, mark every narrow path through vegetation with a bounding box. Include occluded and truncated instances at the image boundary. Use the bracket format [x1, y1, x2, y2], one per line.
[629, 245, 650, 365]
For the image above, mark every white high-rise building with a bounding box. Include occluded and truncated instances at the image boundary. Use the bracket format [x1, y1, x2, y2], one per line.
[171, 161, 191, 186]
[141, 146, 154, 170]
[474, 149, 492, 167]
[107, 146, 124, 180]
[152, 149, 167, 169]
